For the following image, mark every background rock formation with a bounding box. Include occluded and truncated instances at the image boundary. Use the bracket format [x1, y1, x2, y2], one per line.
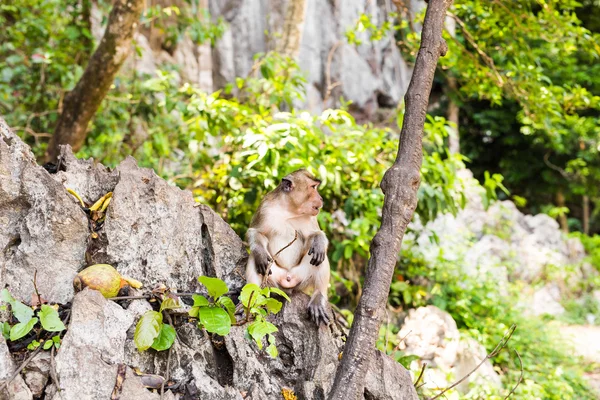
[92, 0, 414, 119]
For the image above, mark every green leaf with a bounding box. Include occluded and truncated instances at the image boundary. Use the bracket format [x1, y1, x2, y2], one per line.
[52, 335, 61, 344]
[266, 342, 278, 358]
[262, 287, 291, 302]
[0, 288, 13, 303]
[151, 324, 176, 351]
[134, 311, 163, 351]
[247, 320, 278, 349]
[189, 306, 199, 318]
[11, 300, 34, 324]
[39, 305, 66, 332]
[240, 284, 261, 308]
[344, 246, 353, 260]
[198, 276, 229, 299]
[263, 298, 283, 314]
[1, 289, 34, 324]
[27, 340, 40, 350]
[198, 307, 231, 336]
[43, 340, 53, 350]
[10, 317, 38, 341]
[192, 294, 209, 307]
[160, 297, 181, 312]
[266, 334, 278, 357]
[217, 296, 236, 323]
[2, 322, 10, 339]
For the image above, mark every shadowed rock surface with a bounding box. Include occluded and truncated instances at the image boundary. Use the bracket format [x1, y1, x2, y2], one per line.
[0, 118, 418, 400]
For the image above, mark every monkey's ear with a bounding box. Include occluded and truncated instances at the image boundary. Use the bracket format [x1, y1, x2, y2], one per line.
[281, 178, 293, 192]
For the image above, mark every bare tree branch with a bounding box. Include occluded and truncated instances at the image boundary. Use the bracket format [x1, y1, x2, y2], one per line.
[503, 349, 523, 400]
[429, 324, 517, 400]
[327, 0, 452, 398]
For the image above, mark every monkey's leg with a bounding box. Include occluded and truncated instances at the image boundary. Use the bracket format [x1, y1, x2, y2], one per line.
[245, 255, 263, 285]
[246, 228, 273, 275]
[307, 259, 331, 326]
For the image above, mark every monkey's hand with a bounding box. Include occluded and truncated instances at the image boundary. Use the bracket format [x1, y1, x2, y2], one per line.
[308, 235, 327, 266]
[308, 293, 330, 326]
[252, 246, 273, 276]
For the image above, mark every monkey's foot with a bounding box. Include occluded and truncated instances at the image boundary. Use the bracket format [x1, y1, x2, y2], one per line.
[307, 302, 330, 326]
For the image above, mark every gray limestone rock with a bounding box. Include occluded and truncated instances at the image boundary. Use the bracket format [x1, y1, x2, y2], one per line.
[0, 118, 88, 304]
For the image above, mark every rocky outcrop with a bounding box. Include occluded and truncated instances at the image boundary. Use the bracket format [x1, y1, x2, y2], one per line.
[408, 170, 591, 314]
[0, 116, 88, 304]
[0, 118, 418, 399]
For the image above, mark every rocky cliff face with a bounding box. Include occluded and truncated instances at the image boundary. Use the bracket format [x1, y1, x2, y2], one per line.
[209, 0, 412, 117]
[0, 118, 418, 400]
[96, 0, 416, 119]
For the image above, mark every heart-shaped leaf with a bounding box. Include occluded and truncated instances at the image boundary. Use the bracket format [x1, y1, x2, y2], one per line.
[151, 324, 176, 351]
[199, 307, 231, 336]
[134, 311, 162, 351]
[198, 276, 229, 299]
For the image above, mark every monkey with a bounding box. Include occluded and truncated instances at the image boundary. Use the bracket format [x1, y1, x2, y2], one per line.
[245, 169, 331, 325]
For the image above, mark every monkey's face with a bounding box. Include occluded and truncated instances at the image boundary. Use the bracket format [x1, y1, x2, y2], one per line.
[281, 172, 323, 217]
[301, 180, 323, 216]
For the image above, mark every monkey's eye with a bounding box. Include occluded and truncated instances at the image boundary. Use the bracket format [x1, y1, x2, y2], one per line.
[311, 184, 318, 189]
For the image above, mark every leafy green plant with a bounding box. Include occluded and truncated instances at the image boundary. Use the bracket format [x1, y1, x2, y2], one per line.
[189, 276, 236, 336]
[27, 335, 61, 351]
[134, 294, 179, 352]
[390, 240, 598, 399]
[134, 276, 290, 357]
[239, 284, 290, 358]
[1, 289, 65, 346]
[482, 171, 510, 210]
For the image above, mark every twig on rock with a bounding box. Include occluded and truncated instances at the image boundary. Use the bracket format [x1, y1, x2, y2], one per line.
[33, 270, 43, 307]
[50, 346, 63, 398]
[108, 295, 152, 301]
[2, 345, 43, 388]
[160, 345, 173, 399]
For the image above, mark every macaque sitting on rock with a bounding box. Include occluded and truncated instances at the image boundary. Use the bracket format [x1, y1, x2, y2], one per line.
[245, 169, 331, 325]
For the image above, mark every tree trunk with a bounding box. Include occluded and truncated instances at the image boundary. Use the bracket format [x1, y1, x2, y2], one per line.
[583, 195, 590, 235]
[446, 76, 460, 154]
[46, 0, 145, 162]
[556, 190, 569, 233]
[198, 0, 214, 92]
[445, 14, 460, 154]
[276, 0, 307, 59]
[327, 1, 452, 399]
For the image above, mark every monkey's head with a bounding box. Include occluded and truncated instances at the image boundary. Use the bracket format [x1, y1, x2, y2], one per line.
[279, 169, 323, 217]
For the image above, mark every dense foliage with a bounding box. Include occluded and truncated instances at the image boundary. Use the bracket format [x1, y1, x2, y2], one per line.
[401, 0, 600, 232]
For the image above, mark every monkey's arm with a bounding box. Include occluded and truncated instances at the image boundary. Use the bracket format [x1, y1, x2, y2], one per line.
[307, 231, 328, 266]
[246, 228, 272, 275]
